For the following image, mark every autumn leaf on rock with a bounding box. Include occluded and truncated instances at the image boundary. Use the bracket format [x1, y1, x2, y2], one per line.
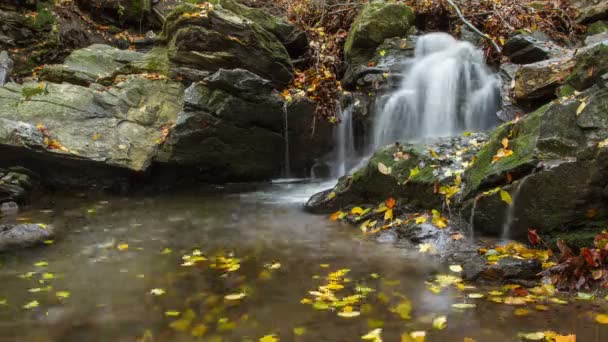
[385, 198, 396, 209]
[527, 229, 540, 246]
[499, 190, 512, 205]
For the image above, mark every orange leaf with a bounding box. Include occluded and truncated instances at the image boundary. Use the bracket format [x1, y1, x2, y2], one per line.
[329, 211, 341, 221]
[385, 198, 396, 209]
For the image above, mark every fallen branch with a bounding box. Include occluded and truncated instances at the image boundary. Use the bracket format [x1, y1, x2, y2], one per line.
[445, 0, 502, 54]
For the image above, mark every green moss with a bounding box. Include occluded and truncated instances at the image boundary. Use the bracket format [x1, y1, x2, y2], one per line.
[21, 84, 48, 100]
[557, 84, 576, 97]
[566, 43, 608, 91]
[25, 2, 56, 30]
[587, 21, 608, 35]
[128, 47, 170, 75]
[548, 227, 606, 251]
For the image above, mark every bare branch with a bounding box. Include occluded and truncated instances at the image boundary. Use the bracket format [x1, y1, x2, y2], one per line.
[445, 0, 502, 54]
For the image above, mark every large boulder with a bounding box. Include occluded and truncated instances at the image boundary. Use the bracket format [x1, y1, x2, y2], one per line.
[344, 2, 415, 67]
[161, 3, 293, 88]
[564, 41, 608, 91]
[305, 135, 485, 214]
[154, 68, 287, 182]
[75, 0, 154, 27]
[513, 56, 575, 102]
[0, 75, 184, 187]
[39, 44, 144, 86]
[0, 50, 12, 86]
[463, 88, 608, 241]
[503, 33, 570, 64]
[0, 167, 36, 205]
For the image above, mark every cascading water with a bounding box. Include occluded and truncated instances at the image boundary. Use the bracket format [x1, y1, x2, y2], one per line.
[501, 175, 532, 241]
[332, 104, 356, 177]
[373, 32, 501, 148]
[283, 102, 291, 178]
[0, 51, 13, 87]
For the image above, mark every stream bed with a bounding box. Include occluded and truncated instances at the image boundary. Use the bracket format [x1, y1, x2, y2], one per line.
[0, 181, 607, 341]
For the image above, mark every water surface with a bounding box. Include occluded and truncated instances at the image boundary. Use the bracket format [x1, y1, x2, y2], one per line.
[0, 181, 606, 341]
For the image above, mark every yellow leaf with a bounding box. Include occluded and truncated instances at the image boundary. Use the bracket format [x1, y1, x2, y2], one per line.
[501, 137, 509, 149]
[452, 303, 476, 309]
[432, 316, 447, 330]
[514, 308, 530, 316]
[361, 328, 382, 341]
[500, 190, 512, 205]
[23, 300, 39, 309]
[117, 243, 129, 251]
[449, 265, 463, 273]
[429, 148, 439, 158]
[596, 313, 608, 324]
[293, 327, 306, 336]
[34, 261, 48, 267]
[390, 299, 412, 320]
[191, 324, 207, 337]
[338, 310, 361, 318]
[402, 331, 426, 342]
[379, 50, 386, 57]
[598, 139, 608, 148]
[415, 216, 427, 224]
[577, 98, 588, 116]
[351, 207, 364, 215]
[384, 209, 393, 221]
[409, 166, 420, 179]
[555, 334, 576, 342]
[56, 291, 70, 299]
[259, 334, 279, 342]
[224, 293, 246, 300]
[418, 243, 436, 254]
[431, 210, 448, 229]
[327, 192, 336, 200]
[149, 288, 165, 296]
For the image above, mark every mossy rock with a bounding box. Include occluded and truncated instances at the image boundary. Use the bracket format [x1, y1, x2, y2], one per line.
[566, 42, 608, 91]
[126, 47, 170, 76]
[161, 3, 293, 87]
[588, 20, 608, 35]
[344, 1, 415, 66]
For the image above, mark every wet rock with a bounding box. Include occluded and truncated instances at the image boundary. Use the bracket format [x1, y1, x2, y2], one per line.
[344, 2, 415, 67]
[306, 135, 486, 214]
[0, 50, 13, 86]
[161, 3, 293, 88]
[75, 0, 154, 27]
[479, 257, 542, 281]
[0, 202, 18, 216]
[0, 167, 36, 205]
[503, 33, 570, 64]
[39, 44, 144, 86]
[588, 20, 608, 35]
[0, 223, 54, 252]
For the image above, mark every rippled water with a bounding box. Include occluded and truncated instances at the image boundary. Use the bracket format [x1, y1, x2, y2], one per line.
[0, 181, 606, 341]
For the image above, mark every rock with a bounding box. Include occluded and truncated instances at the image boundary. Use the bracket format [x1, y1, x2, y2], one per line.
[344, 2, 415, 67]
[588, 20, 608, 35]
[565, 41, 608, 91]
[0, 75, 183, 187]
[305, 135, 486, 214]
[513, 56, 575, 102]
[479, 257, 542, 281]
[286, 97, 333, 177]
[154, 69, 286, 182]
[503, 33, 570, 64]
[39, 44, 144, 86]
[0, 167, 36, 204]
[572, 0, 608, 24]
[497, 63, 524, 122]
[162, 3, 293, 88]
[0, 202, 18, 216]
[460, 26, 484, 48]
[75, 0, 154, 27]
[212, 0, 308, 58]
[585, 32, 608, 46]
[0, 50, 13, 86]
[0, 223, 54, 252]
[463, 88, 608, 240]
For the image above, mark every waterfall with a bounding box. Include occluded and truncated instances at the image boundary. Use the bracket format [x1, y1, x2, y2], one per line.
[0, 51, 13, 87]
[332, 104, 355, 177]
[283, 102, 291, 178]
[372, 32, 500, 148]
[501, 175, 532, 241]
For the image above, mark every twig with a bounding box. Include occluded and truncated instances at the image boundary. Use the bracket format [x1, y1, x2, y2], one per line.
[445, 0, 502, 54]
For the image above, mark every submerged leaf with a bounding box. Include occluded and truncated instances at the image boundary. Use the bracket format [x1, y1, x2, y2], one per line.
[224, 293, 246, 301]
[361, 328, 382, 341]
[432, 316, 447, 330]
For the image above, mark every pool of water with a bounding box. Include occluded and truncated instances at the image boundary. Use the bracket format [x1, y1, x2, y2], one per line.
[0, 181, 606, 341]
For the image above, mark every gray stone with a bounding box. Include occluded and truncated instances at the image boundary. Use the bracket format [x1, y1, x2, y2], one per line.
[0, 223, 54, 252]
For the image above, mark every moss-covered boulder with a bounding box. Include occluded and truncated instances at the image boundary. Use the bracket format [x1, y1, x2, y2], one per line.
[75, 0, 153, 27]
[588, 20, 608, 35]
[565, 41, 608, 91]
[161, 3, 293, 88]
[39, 44, 144, 86]
[572, 0, 608, 24]
[463, 88, 608, 241]
[344, 1, 415, 66]
[0, 76, 184, 186]
[503, 33, 570, 64]
[306, 135, 485, 214]
[212, 0, 307, 58]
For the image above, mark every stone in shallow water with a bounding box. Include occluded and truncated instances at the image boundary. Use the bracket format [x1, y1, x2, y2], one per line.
[0, 223, 54, 252]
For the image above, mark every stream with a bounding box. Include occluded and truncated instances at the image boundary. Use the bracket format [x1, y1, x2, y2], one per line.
[0, 181, 607, 341]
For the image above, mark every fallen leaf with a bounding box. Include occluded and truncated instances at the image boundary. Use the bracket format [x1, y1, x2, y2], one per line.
[452, 303, 476, 309]
[56, 291, 70, 299]
[149, 288, 166, 296]
[499, 190, 512, 205]
[117, 243, 129, 251]
[390, 299, 412, 320]
[351, 207, 364, 215]
[449, 265, 463, 273]
[385, 198, 396, 209]
[378, 162, 391, 175]
[384, 209, 393, 221]
[293, 327, 306, 336]
[259, 334, 279, 342]
[432, 316, 447, 330]
[338, 310, 361, 318]
[23, 300, 39, 309]
[596, 313, 608, 324]
[576, 98, 587, 116]
[224, 293, 246, 300]
[361, 328, 382, 341]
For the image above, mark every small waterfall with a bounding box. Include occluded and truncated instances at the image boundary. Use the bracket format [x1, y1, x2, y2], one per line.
[372, 32, 500, 148]
[501, 175, 532, 241]
[0, 51, 13, 87]
[283, 102, 290, 178]
[332, 104, 355, 177]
